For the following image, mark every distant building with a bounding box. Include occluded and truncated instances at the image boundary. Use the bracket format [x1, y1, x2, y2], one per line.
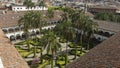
[12, 5, 48, 11]
[89, 6, 118, 13]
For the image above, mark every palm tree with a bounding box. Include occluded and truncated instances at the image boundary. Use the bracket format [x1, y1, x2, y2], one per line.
[31, 11, 44, 34]
[39, 0, 46, 10]
[73, 11, 98, 53]
[84, 20, 98, 50]
[45, 31, 61, 68]
[38, 36, 48, 64]
[38, 0, 46, 19]
[60, 12, 75, 65]
[72, 11, 88, 54]
[30, 40, 38, 57]
[18, 12, 33, 51]
[46, 8, 54, 25]
[30, 37, 41, 58]
[72, 43, 78, 59]
[25, 39, 32, 51]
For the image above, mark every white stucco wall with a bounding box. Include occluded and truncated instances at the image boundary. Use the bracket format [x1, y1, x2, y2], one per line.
[5, 25, 56, 38]
[12, 5, 48, 11]
[0, 57, 4, 68]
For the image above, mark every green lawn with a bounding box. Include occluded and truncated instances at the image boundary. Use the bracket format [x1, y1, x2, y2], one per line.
[70, 49, 85, 56]
[38, 60, 50, 68]
[68, 43, 81, 48]
[15, 46, 40, 58]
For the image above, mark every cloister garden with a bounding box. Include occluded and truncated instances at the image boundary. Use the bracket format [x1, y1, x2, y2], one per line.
[2, 7, 114, 68]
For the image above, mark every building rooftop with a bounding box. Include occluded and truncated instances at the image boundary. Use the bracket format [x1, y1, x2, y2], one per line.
[0, 11, 120, 33]
[66, 32, 120, 68]
[0, 11, 24, 28]
[95, 20, 120, 33]
[0, 29, 29, 68]
[90, 5, 118, 10]
[0, 11, 61, 28]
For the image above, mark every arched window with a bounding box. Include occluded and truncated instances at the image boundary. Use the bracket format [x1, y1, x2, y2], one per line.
[15, 27, 20, 31]
[16, 34, 21, 40]
[2, 29, 8, 33]
[22, 33, 27, 39]
[36, 30, 40, 35]
[10, 35, 15, 41]
[30, 31, 36, 36]
[8, 28, 14, 33]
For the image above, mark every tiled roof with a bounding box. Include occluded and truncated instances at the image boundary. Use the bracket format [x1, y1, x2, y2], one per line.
[0, 29, 29, 68]
[95, 20, 120, 32]
[0, 11, 61, 28]
[91, 6, 118, 10]
[66, 32, 120, 68]
[0, 12, 24, 28]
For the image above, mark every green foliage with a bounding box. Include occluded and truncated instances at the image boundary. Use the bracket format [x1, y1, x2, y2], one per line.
[65, 54, 69, 65]
[68, 43, 81, 48]
[39, 0, 46, 7]
[15, 46, 33, 58]
[19, 11, 44, 34]
[59, 38, 67, 43]
[23, 0, 35, 8]
[56, 55, 65, 66]
[14, 41, 25, 45]
[47, 9, 54, 19]
[94, 12, 120, 23]
[40, 61, 49, 68]
[54, 12, 75, 42]
[70, 49, 85, 56]
[51, 58, 54, 68]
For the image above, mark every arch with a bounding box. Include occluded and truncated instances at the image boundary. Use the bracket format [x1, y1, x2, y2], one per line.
[104, 32, 110, 37]
[91, 36, 96, 40]
[2, 29, 8, 33]
[16, 34, 21, 40]
[57, 21, 60, 23]
[30, 31, 36, 36]
[48, 28, 50, 30]
[51, 27, 54, 29]
[10, 35, 15, 41]
[110, 33, 114, 36]
[54, 22, 57, 24]
[51, 22, 54, 25]
[20, 26, 24, 31]
[46, 22, 51, 25]
[22, 33, 27, 39]
[15, 27, 20, 31]
[97, 37, 101, 41]
[98, 30, 104, 35]
[8, 28, 14, 33]
[36, 30, 40, 35]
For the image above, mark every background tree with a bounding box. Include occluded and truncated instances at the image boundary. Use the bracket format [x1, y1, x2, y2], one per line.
[18, 11, 33, 51]
[38, 36, 48, 64]
[44, 31, 61, 68]
[84, 20, 98, 50]
[47, 8, 54, 24]
[23, 0, 35, 9]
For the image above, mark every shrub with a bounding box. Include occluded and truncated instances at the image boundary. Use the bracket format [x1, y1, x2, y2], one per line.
[68, 43, 81, 48]
[70, 49, 85, 56]
[14, 41, 25, 45]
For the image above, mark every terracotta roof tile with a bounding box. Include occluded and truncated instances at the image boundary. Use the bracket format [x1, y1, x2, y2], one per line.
[95, 20, 120, 32]
[66, 32, 120, 68]
[0, 29, 29, 68]
[0, 11, 61, 28]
